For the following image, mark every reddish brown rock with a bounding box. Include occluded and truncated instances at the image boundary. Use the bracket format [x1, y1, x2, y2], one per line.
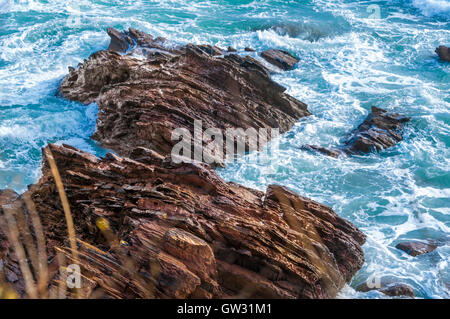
[396, 240, 438, 257]
[59, 28, 310, 159]
[1, 144, 365, 299]
[261, 49, 299, 70]
[303, 106, 410, 157]
[436, 46, 450, 62]
[356, 279, 415, 297]
[301, 145, 343, 158]
[344, 106, 410, 154]
[379, 283, 415, 297]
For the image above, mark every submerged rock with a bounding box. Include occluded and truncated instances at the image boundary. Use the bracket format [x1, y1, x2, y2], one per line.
[396, 240, 438, 257]
[436, 46, 450, 62]
[261, 49, 299, 70]
[303, 106, 410, 157]
[343, 106, 410, 154]
[107, 27, 134, 53]
[60, 28, 310, 160]
[301, 145, 343, 158]
[0, 144, 366, 299]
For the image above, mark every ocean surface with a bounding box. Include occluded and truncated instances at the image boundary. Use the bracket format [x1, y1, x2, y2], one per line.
[0, 0, 449, 298]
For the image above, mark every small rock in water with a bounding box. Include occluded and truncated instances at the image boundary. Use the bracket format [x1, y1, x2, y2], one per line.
[261, 49, 299, 70]
[436, 46, 450, 62]
[107, 27, 134, 53]
[396, 240, 438, 256]
[379, 283, 415, 297]
[227, 46, 237, 52]
[303, 106, 410, 158]
[301, 145, 342, 158]
[244, 47, 256, 52]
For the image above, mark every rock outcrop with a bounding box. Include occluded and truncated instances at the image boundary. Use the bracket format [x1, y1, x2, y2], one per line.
[302, 106, 410, 157]
[436, 46, 450, 62]
[0, 28, 366, 299]
[0, 144, 366, 299]
[261, 49, 299, 70]
[59, 28, 310, 160]
[396, 240, 438, 257]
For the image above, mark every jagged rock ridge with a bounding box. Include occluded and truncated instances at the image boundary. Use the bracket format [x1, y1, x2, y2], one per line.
[1, 144, 365, 298]
[60, 28, 310, 160]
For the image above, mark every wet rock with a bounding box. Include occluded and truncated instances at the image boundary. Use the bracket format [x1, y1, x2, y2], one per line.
[107, 27, 134, 53]
[356, 281, 415, 297]
[344, 106, 410, 154]
[0, 28, 367, 299]
[301, 145, 343, 158]
[436, 46, 450, 62]
[380, 283, 415, 297]
[261, 49, 299, 70]
[396, 240, 438, 256]
[59, 28, 311, 159]
[303, 106, 410, 157]
[227, 46, 237, 53]
[197, 44, 224, 56]
[244, 47, 256, 52]
[1, 144, 366, 299]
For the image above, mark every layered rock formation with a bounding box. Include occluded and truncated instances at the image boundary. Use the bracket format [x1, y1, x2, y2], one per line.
[1, 144, 365, 299]
[357, 280, 415, 297]
[303, 106, 410, 157]
[0, 28, 366, 299]
[261, 49, 299, 71]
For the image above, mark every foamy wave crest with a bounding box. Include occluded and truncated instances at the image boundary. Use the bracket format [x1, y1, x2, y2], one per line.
[411, 0, 450, 17]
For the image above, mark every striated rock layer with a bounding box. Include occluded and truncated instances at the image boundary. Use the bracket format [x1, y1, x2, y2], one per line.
[59, 28, 310, 160]
[303, 106, 410, 157]
[1, 144, 365, 299]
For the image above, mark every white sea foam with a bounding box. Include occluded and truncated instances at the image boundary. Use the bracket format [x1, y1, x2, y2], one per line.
[411, 0, 450, 17]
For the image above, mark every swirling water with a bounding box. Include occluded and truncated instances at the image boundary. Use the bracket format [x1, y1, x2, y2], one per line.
[0, 0, 449, 298]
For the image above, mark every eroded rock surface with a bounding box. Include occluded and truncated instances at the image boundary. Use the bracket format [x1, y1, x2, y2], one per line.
[303, 106, 410, 157]
[0, 144, 366, 299]
[261, 49, 299, 70]
[356, 279, 415, 297]
[59, 28, 310, 159]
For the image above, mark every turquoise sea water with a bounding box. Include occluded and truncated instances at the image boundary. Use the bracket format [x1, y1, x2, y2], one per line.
[0, 0, 449, 298]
